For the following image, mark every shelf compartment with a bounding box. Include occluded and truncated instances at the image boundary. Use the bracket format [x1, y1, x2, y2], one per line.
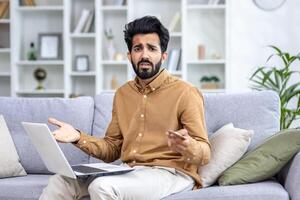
[71, 76, 95, 97]
[0, 76, 11, 96]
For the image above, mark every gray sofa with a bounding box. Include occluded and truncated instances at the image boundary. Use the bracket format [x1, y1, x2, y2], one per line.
[0, 90, 299, 200]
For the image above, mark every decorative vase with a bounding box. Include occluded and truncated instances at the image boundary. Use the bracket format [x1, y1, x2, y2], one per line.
[106, 39, 116, 60]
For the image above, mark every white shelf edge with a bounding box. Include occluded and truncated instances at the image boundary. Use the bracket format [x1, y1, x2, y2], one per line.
[101, 90, 116, 93]
[170, 32, 182, 37]
[0, 19, 10, 24]
[101, 5, 128, 11]
[16, 60, 64, 65]
[187, 59, 226, 64]
[70, 33, 96, 38]
[16, 90, 65, 94]
[169, 71, 183, 75]
[187, 5, 226, 10]
[17, 6, 64, 11]
[0, 48, 11, 53]
[0, 72, 11, 77]
[200, 88, 226, 93]
[70, 71, 96, 76]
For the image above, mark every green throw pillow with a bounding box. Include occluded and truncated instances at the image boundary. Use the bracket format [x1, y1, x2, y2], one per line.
[218, 128, 300, 186]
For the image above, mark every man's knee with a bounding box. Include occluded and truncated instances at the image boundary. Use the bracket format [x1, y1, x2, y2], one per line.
[88, 178, 120, 199]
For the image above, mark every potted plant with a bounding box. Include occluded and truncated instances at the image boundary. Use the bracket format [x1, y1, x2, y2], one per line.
[249, 45, 300, 129]
[200, 75, 220, 89]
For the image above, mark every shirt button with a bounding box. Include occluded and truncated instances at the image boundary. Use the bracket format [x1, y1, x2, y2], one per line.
[138, 133, 142, 137]
[140, 114, 144, 118]
[187, 158, 191, 161]
[83, 140, 86, 144]
[143, 95, 147, 98]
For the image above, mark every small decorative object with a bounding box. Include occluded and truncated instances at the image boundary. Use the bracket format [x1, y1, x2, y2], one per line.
[104, 28, 116, 60]
[253, 0, 286, 11]
[198, 44, 205, 59]
[69, 93, 83, 98]
[27, 42, 37, 60]
[38, 33, 62, 60]
[34, 68, 47, 90]
[200, 75, 220, 89]
[110, 75, 119, 90]
[75, 55, 89, 71]
[211, 52, 222, 59]
[115, 53, 124, 61]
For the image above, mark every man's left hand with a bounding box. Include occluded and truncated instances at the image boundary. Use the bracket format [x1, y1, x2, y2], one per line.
[166, 129, 191, 154]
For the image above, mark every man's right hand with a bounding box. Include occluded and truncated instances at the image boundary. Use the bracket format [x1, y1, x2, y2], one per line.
[48, 117, 81, 143]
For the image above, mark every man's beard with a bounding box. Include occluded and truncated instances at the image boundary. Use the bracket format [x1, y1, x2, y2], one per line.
[131, 58, 162, 80]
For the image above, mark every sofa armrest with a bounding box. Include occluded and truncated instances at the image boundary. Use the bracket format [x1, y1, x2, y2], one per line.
[277, 151, 300, 200]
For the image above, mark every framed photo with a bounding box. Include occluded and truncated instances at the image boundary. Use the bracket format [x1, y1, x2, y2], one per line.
[75, 55, 89, 71]
[38, 33, 62, 60]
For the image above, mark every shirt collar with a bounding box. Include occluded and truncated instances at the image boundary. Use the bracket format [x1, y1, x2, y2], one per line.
[131, 68, 170, 94]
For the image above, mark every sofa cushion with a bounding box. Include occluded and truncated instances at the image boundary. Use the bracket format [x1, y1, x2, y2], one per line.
[163, 180, 289, 200]
[0, 174, 50, 200]
[218, 128, 300, 186]
[0, 115, 27, 178]
[198, 123, 253, 187]
[0, 96, 94, 174]
[204, 90, 280, 151]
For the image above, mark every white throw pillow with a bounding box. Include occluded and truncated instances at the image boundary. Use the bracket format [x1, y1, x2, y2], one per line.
[198, 123, 253, 187]
[0, 115, 27, 178]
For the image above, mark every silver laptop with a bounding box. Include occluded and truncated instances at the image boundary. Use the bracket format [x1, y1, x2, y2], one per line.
[22, 122, 134, 179]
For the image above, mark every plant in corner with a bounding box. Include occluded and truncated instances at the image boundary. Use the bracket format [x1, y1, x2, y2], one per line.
[249, 45, 300, 129]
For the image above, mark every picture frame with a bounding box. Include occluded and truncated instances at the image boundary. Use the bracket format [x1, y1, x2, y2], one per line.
[38, 33, 62, 60]
[75, 55, 89, 71]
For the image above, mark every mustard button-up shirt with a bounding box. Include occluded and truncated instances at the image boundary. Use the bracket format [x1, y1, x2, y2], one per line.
[76, 69, 211, 188]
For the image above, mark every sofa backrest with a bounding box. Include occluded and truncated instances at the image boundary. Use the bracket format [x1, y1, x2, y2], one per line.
[0, 96, 94, 174]
[91, 90, 280, 156]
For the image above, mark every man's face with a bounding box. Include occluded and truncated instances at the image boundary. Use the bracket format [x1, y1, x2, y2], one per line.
[127, 33, 167, 80]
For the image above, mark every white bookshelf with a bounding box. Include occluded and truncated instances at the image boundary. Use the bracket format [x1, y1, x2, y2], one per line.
[0, 0, 11, 96]
[2, 0, 227, 97]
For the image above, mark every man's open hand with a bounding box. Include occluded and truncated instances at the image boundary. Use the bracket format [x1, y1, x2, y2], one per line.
[48, 117, 80, 143]
[166, 129, 191, 154]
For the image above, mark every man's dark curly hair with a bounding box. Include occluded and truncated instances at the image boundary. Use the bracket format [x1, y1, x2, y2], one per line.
[124, 16, 170, 53]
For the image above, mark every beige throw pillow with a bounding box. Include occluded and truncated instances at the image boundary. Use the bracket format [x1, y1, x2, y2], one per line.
[0, 115, 27, 178]
[198, 123, 253, 187]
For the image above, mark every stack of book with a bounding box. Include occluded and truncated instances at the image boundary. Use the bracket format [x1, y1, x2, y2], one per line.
[0, 1, 9, 19]
[21, 0, 36, 6]
[73, 9, 95, 33]
[167, 49, 181, 72]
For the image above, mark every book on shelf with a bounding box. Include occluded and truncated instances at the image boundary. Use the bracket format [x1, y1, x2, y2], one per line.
[21, 0, 36, 6]
[82, 10, 95, 33]
[0, 1, 9, 19]
[167, 49, 181, 72]
[168, 12, 180, 32]
[74, 9, 93, 33]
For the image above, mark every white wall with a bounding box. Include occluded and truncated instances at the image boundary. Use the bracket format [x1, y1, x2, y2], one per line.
[227, 0, 300, 92]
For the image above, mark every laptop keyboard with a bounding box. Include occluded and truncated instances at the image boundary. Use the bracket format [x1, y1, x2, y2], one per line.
[71, 165, 107, 174]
